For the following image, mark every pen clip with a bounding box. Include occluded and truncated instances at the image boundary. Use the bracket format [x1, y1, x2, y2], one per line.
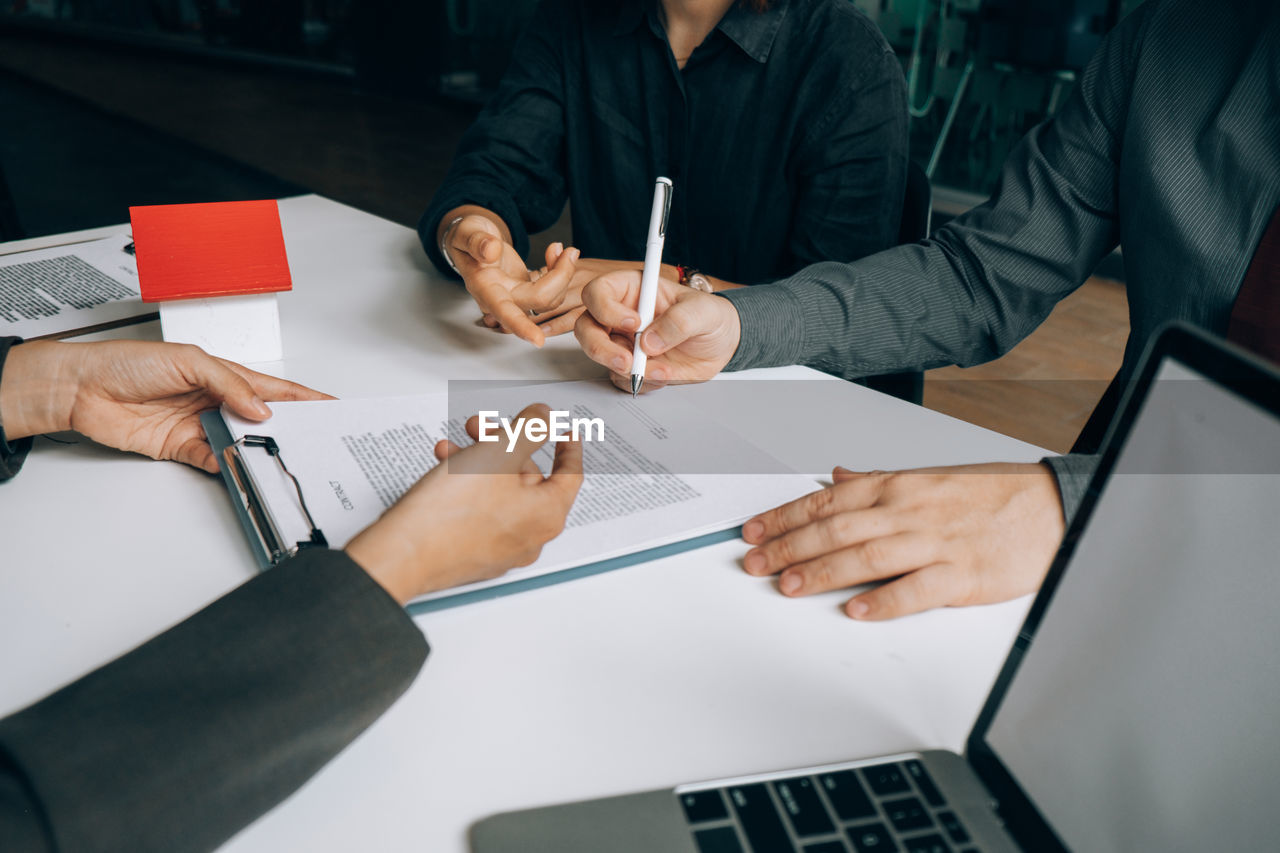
[659, 181, 672, 238]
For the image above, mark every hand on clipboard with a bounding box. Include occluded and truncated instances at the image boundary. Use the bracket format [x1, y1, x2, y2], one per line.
[0, 338, 327, 472]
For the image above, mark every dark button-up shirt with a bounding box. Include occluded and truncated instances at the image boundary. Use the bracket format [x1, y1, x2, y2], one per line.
[722, 0, 1280, 517]
[421, 0, 907, 285]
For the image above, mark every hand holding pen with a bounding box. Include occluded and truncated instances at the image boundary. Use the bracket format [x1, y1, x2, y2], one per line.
[631, 177, 672, 396]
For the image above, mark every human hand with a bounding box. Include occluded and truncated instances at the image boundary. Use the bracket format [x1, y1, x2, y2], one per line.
[444, 213, 580, 347]
[0, 340, 331, 473]
[574, 270, 741, 393]
[345, 403, 583, 604]
[741, 463, 1066, 620]
[481, 256, 631, 339]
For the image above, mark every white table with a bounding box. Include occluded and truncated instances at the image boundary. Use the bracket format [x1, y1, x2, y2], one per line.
[0, 196, 1047, 852]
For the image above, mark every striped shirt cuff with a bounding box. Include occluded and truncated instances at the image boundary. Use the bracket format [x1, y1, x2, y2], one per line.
[1041, 452, 1099, 525]
[719, 285, 809, 372]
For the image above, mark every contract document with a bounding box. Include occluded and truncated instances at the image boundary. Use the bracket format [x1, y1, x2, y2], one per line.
[202, 380, 819, 610]
[0, 234, 154, 339]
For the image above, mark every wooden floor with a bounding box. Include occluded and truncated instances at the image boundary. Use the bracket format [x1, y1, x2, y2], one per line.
[0, 34, 1130, 454]
[925, 276, 1128, 453]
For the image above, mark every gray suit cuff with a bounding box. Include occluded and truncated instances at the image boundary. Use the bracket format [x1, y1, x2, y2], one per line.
[0, 549, 427, 853]
[1042, 453, 1100, 525]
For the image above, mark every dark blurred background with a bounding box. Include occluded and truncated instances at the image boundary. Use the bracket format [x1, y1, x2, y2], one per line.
[0, 0, 1148, 452]
[0, 0, 1149, 240]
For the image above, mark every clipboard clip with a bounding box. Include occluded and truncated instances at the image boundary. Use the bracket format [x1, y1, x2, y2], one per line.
[222, 434, 328, 566]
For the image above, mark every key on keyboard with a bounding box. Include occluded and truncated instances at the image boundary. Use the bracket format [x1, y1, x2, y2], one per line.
[819, 770, 877, 821]
[773, 776, 836, 837]
[728, 784, 796, 853]
[862, 763, 911, 796]
[683, 789, 731, 824]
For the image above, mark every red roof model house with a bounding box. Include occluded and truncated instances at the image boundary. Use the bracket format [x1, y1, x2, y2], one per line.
[130, 200, 292, 364]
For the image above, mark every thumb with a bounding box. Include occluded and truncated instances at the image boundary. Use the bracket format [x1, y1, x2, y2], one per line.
[520, 245, 580, 312]
[832, 466, 861, 482]
[544, 241, 564, 269]
[435, 439, 465, 461]
[454, 216, 504, 266]
[640, 296, 709, 357]
[490, 403, 555, 473]
[581, 270, 643, 331]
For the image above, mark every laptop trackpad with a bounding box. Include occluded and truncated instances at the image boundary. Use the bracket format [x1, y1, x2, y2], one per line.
[471, 789, 699, 853]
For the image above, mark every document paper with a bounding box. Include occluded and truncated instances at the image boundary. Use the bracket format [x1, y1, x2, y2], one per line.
[218, 380, 819, 605]
[0, 234, 153, 339]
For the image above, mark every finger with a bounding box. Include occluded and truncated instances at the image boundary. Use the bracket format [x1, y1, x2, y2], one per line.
[845, 563, 967, 621]
[435, 439, 464, 461]
[580, 270, 643, 332]
[742, 508, 897, 576]
[519, 456, 545, 485]
[514, 246, 579, 313]
[482, 313, 499, 328]
[543, 241, 564, 269]
[177, 349, 273, 420]
[452, 216, 503, 266]
[489, 293, 546, 347]
[171, 433, 218, 474]
[774, 532, 936, 598]
[538, 305, 586, 338]
[219, 359, 334, 405]
[457, 420, 544, 475]
[490, 403, 554, 471]
[541, 433, 584, 507]
[742, 474, 888, 544]
[637, 295, 715, 358]
[575, 310, 634, 373]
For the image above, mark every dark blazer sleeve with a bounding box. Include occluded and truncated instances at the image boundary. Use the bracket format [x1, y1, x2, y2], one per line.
[0, 337, 33, 481]
[418, 0, 570, 275]
[0, 549, 429, 853]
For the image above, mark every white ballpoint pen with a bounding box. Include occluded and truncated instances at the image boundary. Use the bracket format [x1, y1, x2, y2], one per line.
[631, 176, 673, 397]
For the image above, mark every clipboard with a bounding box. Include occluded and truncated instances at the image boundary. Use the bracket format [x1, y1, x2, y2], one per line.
[203, 410, 328, 569]
[0, 233, 158, 340]
[202, 409, 744, 614]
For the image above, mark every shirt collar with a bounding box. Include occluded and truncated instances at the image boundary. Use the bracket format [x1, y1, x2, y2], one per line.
[613, 1, 790, 64]
[716, 0, 789, 63]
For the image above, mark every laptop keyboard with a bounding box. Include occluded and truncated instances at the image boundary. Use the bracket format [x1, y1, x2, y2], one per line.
[679, 759, 979, 853]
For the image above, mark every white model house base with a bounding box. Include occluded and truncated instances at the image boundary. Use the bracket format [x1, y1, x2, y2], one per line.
[158, 293, 283, 364]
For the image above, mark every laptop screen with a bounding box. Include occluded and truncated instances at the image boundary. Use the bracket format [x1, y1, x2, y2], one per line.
[983, 357, 1280, 851]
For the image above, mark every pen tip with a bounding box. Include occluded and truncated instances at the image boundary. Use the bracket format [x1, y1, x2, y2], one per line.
[631, 375, 643, 397]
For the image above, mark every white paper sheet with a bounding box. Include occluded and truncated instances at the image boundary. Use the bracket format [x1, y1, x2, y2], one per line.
[0, 234, 152, 338]
[220, 380, 820, 603]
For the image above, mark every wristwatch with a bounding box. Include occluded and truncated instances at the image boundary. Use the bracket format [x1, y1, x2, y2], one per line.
[676, 264, 713, 293]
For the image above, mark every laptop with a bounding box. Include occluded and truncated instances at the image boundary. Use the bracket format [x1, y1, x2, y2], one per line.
[470, 323, 1280, 853]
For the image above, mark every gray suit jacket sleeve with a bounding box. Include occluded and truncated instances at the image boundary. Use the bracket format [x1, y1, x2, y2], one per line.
[718, 4, 1151, 379]
[0, 549, 429, 853]
[1043, 452, 1101, 525]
